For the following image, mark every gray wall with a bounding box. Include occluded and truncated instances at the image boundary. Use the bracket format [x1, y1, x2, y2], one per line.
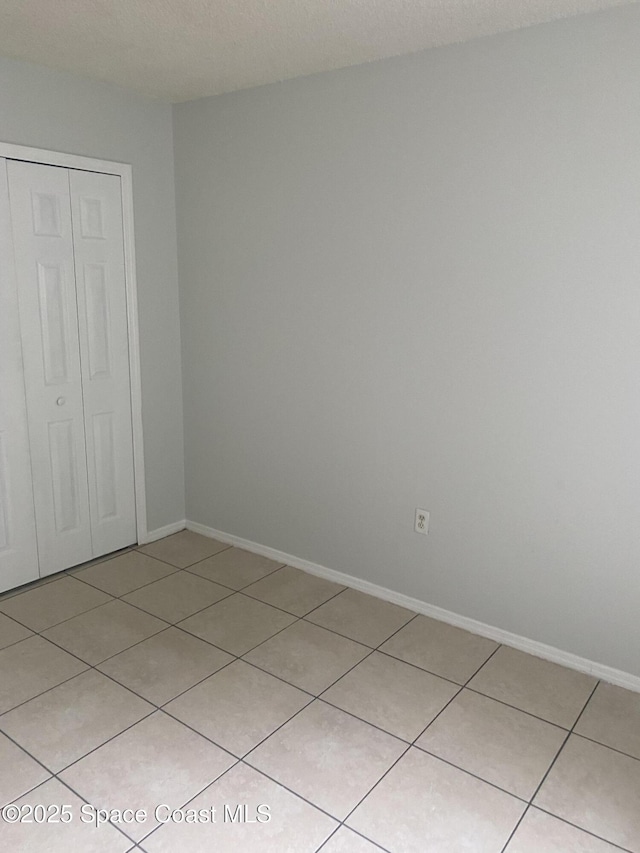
[0, 58, 185, 533]
[174, 4, 640, 676]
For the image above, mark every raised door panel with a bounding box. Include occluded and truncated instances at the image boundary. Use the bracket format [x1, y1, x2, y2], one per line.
[0, 159, 39, 592]
[69, 170, 136, 555]
[7, 160, 93, 576]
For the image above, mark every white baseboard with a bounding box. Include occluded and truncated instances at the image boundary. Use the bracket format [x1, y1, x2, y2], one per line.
[186, 519, 640, 693]
[142, 519, 186, 544]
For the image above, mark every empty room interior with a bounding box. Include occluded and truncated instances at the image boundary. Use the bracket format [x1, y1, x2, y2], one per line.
[1, 1, 639, 850]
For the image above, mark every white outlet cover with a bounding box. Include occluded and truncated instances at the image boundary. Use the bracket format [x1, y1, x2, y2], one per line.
[415, 508, 430, 535]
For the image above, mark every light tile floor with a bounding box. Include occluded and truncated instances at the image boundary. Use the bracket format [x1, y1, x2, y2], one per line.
[0, 530, 638, 852]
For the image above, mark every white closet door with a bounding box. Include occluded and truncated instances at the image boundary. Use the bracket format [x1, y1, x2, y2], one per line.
[7, 160, 93, 575]
[0, 159, 39, 592]
[69, 169, 136, 554]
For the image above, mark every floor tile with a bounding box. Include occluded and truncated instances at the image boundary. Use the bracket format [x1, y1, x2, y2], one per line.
[306, 588, 415, 647]
[187, 547, 284, 589]
[319, 827, 383, 852]
[42, 600, 166, 665]
[244, 620, 369, 694]
[468, 646, 597, 728]
[123, 572, 231, 623]
[179, 594, 296, 655]
[534, 734, 640, 852]
[0, 576, 111, 632]
[416, 688, 566, 799]
[0, 670, 153, 772]
[247, 700, 405, 820]
[1, 533, 634, 851]
[98, 627, 233, 706]
[347, 747, 524, 853]
[0, 636, 87, 713]
[0, 612, 32, 650]
[575, 681, 640, 760]
[60, 711, 235, 842]
[165, 660, 310, 756]
[139, 531, 229, 568]
[505, 807, 622, 853]
[379, 615, 498, 684]
[74, 551, 177, 597]
[1, 777, 130, 851]
[0, 731, 50, 807]
[323, 651, 459, 741]
[244, 566, 345, 616]
[142, 763, 337, 853]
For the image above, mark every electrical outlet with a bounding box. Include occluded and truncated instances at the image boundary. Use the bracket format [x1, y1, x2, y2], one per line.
[414, 508, 429, 535]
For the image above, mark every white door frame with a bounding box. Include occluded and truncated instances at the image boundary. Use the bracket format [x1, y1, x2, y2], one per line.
[0, 141, 148, 545]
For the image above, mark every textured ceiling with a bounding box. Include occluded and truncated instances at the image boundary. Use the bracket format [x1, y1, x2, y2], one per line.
[0, 0, 634, 102]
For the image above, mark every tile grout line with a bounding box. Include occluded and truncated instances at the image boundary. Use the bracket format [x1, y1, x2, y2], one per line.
[0, 726, 59, 803]
[402, 643, 503, 754]
[372, 645, 466, 686]
[180, 558, 285, 590]
[315, 823, 391, 853]
[0, 665, 95, 720]
[240, 571, 350, 619]
[498, 679, 603, 853]
[0, 633, 38, 655]
[462, 683, 575, 731]
[529, 807, 636, 853]
[133, 758, 246, 847]
[0, 609, 41, 634]
[45, 766, 161, 848]
[134, 541, 235, 570]
[570, 730, 640, 764]
[410, 742, 529, 803]
[70, 563, 182, 597]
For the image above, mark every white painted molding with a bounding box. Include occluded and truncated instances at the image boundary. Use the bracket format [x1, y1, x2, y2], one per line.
[119, 163, 148, 547]
[0, 143, 129, 176]
[142, 519, 186, 544]
[186, 519, 640, 693]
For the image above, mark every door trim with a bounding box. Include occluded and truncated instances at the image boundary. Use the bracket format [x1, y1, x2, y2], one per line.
[0, 142, 148, 545]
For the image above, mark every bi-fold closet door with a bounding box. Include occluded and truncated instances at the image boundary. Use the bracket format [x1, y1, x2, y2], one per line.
[0, 157, 136, 592]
